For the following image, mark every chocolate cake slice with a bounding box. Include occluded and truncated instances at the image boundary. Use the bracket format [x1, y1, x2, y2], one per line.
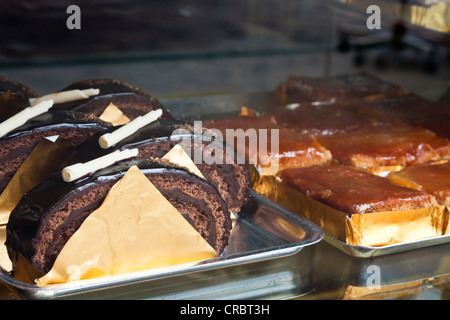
[53, 79, 172, 120]
[277, 71, 405, 104]
[5, 158, 232, 275]
[61, 118, 251, 214]
[0, 110, 112, 194]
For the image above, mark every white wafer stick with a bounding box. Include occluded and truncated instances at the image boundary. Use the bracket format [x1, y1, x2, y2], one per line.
[98, 108, 163, 149]
[62, 148, 139, 182]
[29, 88, 100, 106]
[0, 99, 54, 138]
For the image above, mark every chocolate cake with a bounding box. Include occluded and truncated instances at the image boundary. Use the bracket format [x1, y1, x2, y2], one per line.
[61, 118, 251, 214]
[277, 71, 405, 104]
[350, 93, 450, 140]
[0, 110, 112, 194]
[5, 158, 232, 275]
[203, 115, 332, 172]
[53, 79, 172, 120]
[388, 161, 450, 207]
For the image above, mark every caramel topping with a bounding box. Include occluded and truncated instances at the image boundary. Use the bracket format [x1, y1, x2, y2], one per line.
[280, 165, 438, 215]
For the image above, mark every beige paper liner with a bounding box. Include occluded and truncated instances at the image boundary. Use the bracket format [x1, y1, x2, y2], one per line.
[0, 138, 74, 224]
[37, 165, 218, 285]
[162, 144, 205, 179]
[253, 175, 446, 246]
[99, 103, 131, 126]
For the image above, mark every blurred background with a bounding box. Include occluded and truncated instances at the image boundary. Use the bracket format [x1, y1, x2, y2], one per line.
[0, 0, 448, 101]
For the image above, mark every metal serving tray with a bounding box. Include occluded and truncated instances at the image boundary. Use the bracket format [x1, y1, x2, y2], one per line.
[0, 191, 323, 300]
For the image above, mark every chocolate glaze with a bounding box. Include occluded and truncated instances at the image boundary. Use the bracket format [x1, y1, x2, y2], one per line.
[0, 110, 112, 194]
[203, 115, 332, 170]
[0, 76, 37, 110]
[5, 158, 231, 274]
[280, 165, 438, 215]
[52, 79, 172, 119]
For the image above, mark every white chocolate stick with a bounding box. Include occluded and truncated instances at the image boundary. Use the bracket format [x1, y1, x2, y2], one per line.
[0, 99, 54, 138]
[29, 88, 100, 106]
[98, 108, 163, 149]
[62, 148, 139, 182]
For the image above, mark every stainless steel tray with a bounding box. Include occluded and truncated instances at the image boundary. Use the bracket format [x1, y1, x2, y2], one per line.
[324, 233, 450, 258]
[0, 191, 323, 300]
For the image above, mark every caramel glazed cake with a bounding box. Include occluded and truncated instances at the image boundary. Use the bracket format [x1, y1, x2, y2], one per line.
[5, 158, 232, 275]
[61, 118, 251, 215]
[0, 76, 174, 195]
[1, 75, 249, 277]
[53, 78, 173, 120]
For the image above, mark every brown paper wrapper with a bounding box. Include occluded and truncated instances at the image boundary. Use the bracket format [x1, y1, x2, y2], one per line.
[254, 175, 446, 246]
[0, 138, 74, 224]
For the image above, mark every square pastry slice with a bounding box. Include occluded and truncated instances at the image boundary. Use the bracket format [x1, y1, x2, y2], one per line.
[277, 72, 405, 104]
[261, 102, 378, 137]
[278, 165, 443, 245]
[316, 122, 450, 169]
[203, 116, 332, 175]
[388, 161, 450, 207]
